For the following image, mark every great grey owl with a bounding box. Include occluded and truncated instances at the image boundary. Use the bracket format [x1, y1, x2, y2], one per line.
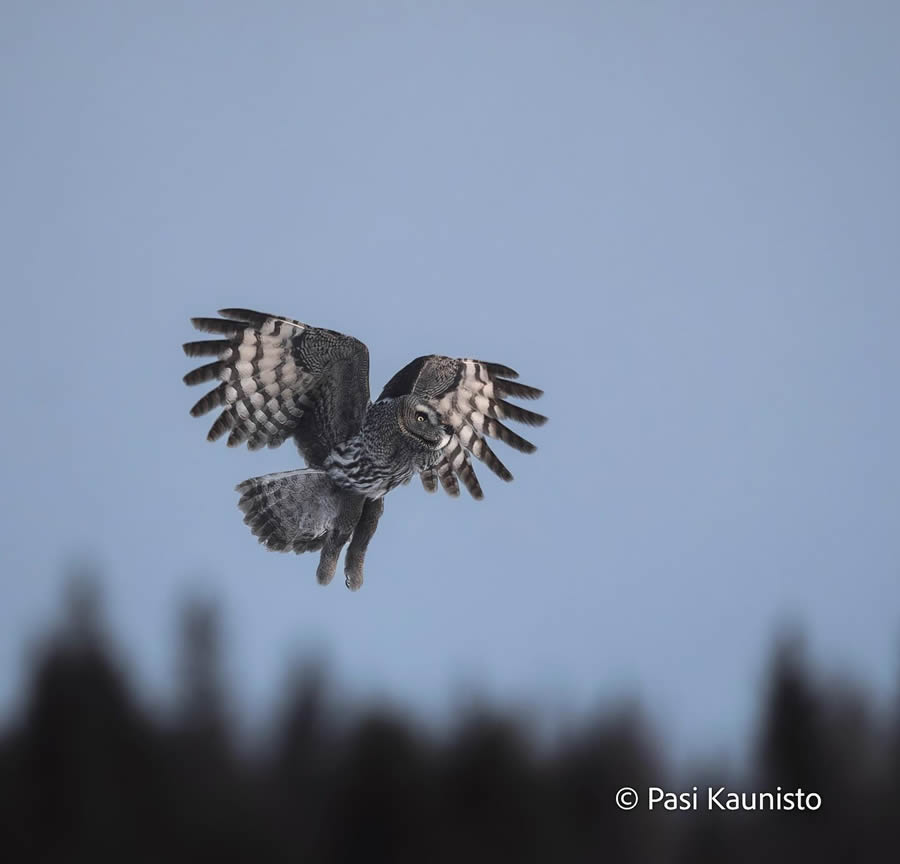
[183, 309, 546, 590]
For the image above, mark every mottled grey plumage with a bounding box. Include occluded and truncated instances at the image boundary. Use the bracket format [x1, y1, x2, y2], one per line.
[183, 308, 546, 590]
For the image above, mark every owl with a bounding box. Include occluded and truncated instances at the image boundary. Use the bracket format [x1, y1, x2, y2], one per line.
[183, 309, 546, 590]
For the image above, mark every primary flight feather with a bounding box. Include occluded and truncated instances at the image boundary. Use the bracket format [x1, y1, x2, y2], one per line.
[183, 309, 546, 590]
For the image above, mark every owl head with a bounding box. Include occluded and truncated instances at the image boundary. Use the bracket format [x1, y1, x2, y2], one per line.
[397, 396, 452, 452]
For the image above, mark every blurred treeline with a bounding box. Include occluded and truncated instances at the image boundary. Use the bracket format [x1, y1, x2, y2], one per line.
[1, 579, 899, 863]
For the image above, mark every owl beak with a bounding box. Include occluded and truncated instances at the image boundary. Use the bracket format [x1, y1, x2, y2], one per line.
[437, 425, 453, 449]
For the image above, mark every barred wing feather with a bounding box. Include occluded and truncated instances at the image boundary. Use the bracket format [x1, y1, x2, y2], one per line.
[378, 356, 546, 499]
[183, 309, 369, 458]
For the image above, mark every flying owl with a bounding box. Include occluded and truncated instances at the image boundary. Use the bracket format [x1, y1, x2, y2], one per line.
[182, 309, 546, 590]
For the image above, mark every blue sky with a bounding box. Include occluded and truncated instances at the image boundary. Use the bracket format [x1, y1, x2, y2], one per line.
[2, 1, 898, 759]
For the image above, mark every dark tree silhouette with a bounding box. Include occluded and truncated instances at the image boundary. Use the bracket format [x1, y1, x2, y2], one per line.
[0, 575, 898, 863]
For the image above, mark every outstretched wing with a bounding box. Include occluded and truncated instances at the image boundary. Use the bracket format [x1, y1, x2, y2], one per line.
[183, 309, 369, 465]
[378, 356, 546, 499]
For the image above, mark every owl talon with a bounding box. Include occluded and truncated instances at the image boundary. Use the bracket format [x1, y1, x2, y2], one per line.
[315, 547, 340, 586]
[345, 567, 364, 591]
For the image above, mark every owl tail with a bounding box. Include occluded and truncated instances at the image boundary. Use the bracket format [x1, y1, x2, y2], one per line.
[235, 469, 343, 555]
[235, 469, 377, 590]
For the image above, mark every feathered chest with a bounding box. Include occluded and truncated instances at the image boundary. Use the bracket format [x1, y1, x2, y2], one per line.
[324, 436, 437, 499]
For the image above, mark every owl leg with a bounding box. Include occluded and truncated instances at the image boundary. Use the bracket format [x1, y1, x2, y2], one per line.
[315, 494, 365, 586]
[344, 498, 385, 591]
[315, 538, 343, 586]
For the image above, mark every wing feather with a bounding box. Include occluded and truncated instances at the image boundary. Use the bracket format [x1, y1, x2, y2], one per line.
[379, 355, 545, 498]
[183, 309, 369, 457]
[420, 467, 438, 493]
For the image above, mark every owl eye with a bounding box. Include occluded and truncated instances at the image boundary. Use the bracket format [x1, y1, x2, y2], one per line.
[415, 412, 427, 423]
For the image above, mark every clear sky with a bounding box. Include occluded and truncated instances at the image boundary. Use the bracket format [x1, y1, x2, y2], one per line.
[2, 1, 898, 760]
